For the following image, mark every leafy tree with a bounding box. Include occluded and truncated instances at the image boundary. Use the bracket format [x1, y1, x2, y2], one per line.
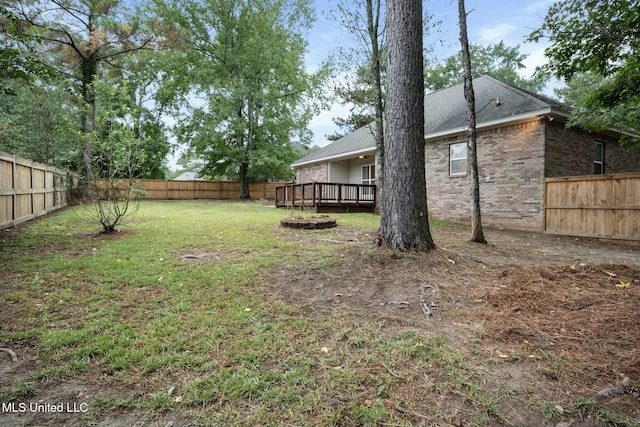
[529, 0, 640, 143]
[330, 0, 385, 181]
[328, 58, 385, 141]
[554, 72, 607, 107]
[86, 79, 148, 233]
[0, 66, 169, 180]
[0, 5, 54, 91]
[0, 79, 83, 169]
[4, 0, 158, 184]
[174, 152, 205, 177]
[329, 1, 439, 141]
[373, 0, 434, 252]
[155, 0, 325, 198]
[458, 0, 486, 244]
[424, 41, 548, 92]
[90, 70, 169, 179]
[113, 53, 171, 179]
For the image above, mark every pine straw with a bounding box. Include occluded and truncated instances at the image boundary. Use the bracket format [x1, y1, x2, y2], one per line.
[478, 263, 640, 393]
[267, 243, 640, 404]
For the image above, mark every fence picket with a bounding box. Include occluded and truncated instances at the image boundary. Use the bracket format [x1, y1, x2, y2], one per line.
[0, 151, 79, 230]
[91, 178, 280, 201]
[545, 173, 640, 241]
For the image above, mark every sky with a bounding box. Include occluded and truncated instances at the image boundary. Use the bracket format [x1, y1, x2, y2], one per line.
[305, 0, 557, 148]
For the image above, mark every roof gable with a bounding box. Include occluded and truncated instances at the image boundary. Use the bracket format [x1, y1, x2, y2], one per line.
[293, 123, 379, 166]
[293, 75, 570, 167]
[425, 75, 570, 135]
[174, 171, 202, 181]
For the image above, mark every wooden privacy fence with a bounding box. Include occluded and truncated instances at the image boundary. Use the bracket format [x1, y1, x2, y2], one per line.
[0, 152, 80, 230]
[545, 172, 640, 241]
[92, 179, 280, 200]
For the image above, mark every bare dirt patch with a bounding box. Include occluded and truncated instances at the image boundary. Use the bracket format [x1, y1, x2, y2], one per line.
[265, 224, 640, 426]
[177, 248, 239, 263]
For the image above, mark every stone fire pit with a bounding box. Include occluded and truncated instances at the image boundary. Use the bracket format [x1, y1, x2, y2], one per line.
[280, 215, 337, 230]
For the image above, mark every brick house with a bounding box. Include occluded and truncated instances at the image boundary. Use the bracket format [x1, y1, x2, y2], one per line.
[291, 75, 640, 230]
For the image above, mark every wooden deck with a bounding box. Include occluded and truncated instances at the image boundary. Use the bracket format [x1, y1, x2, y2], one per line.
[275, 182, 376, 213]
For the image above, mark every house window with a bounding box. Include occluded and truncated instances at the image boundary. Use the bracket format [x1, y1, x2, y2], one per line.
[450, 142, 467, 176]
[594, 142, 604, 174]
[361, 164, 375, 200]
[361, 164, 375, 185]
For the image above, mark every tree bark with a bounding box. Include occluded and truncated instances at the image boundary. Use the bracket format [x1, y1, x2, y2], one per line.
[240, 95, 255, 200]
[373, 0, 434, 252]
[237, 106, 251, 199]
[458, 0, 486, 244]
[367, 0, 385, 210]
[239, 162, 250, 199]
[81, 58, 97, 192]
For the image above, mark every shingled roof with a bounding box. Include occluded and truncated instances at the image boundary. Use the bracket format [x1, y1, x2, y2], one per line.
[293, 75, 572, 167]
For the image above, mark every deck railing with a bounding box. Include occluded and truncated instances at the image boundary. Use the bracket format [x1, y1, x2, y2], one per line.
[275, 182, 376, 211]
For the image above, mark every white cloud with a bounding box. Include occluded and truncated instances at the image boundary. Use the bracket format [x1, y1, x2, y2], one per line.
[477, 23, 518, 44]
[525, 1, 552, 13]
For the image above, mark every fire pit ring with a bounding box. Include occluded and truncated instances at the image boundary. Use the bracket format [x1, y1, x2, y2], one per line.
[280, 215, 337, 230]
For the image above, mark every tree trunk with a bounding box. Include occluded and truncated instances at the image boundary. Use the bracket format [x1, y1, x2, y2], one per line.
[239, 95, 255, 200]
[372, 0, 435, 252]
[239, 162, 250, 199]
[81, 58, 98, 194]
[367, 0, 384, 210]
[458, 0, 487, 244]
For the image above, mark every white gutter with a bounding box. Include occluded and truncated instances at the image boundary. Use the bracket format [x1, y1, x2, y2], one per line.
[292, 146, 376, 168]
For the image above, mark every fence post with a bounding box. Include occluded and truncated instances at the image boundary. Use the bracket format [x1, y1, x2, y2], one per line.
[12, 154, 17, 227]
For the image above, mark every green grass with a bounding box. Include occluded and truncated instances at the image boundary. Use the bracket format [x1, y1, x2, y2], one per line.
[574, 398, 640, 427]
[0, 200, 569, 426]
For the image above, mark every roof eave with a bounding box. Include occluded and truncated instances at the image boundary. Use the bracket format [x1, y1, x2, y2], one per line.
[294, 108, 582, 167]
[291, 146, 376, 168]
[425, 108, 561, 141]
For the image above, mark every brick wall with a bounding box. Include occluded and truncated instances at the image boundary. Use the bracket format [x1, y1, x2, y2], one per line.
[545, 121, 640, 176]
[295, 118, 640, 232]
[296, 163, 328, 183]
[425, 120, 546, 231]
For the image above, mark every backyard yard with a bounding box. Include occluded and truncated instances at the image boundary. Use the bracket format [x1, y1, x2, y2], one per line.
[1, 200, 639, 427]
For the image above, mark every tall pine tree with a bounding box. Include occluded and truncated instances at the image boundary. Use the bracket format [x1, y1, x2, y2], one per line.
[373, 0, 434, 251]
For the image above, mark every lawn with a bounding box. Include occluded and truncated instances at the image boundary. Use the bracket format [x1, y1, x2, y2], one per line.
[1, 200, 639, 427]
